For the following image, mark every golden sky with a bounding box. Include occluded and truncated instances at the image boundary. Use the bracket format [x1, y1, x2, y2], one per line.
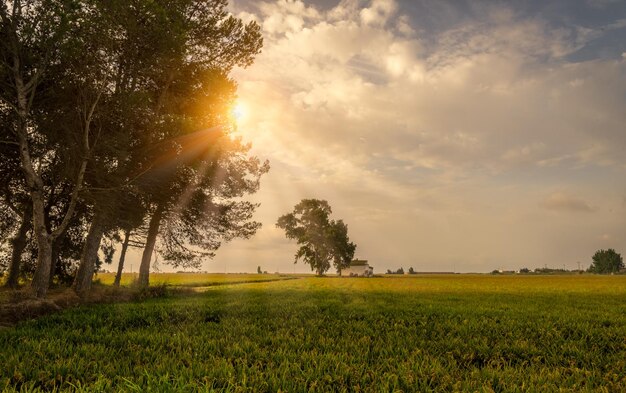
[165, 0, 626, 273]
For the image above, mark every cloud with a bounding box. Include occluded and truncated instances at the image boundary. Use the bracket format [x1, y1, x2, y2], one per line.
[237, 0, 626, 181]
[217, 0, 626, 273]
[540, 193, 594, 213]
[360, 0, 397, 26]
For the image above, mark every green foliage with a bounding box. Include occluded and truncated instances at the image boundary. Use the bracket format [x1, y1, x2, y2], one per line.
[1, 276, 626, 391]
[276, 199, 356, 275]
[588, 249, 624, 274]
[1, 0, 267, 294]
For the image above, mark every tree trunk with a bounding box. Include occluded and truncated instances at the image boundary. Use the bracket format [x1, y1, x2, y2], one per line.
[10, 20, 90, 298]
[49, 229, 67, 287]
[138, 203, 165, 288]
[5, 205, 32, 289]
[113, 229, 131, 287]
[73, 211, 106, 293]
[49, 248, 58, 287]
[30, 190, 53, 298]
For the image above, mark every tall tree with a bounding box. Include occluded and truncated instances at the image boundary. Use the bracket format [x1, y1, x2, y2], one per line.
[1, 0, 266, 295]
[136, 125, 268, 287]
[0, 126, 29, 287]
[0, 0, 108, 297]
[277, 199, 356, 276]
[68, 0, 265, 290]
[128, 1, 264, 288]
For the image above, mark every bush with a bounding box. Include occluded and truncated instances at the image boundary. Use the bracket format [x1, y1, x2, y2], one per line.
[134, 284, 169, 301]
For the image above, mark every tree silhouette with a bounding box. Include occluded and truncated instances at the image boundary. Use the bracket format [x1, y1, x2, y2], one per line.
[277, 199, 356, 276]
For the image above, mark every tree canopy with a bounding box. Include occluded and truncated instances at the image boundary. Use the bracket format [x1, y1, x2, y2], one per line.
[588, 249, 623, 274]
[0, 0, 266, 297]
[276, 199, 356, 276]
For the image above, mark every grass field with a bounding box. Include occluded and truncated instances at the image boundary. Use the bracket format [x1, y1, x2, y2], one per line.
[94, 272, 298, 287]
[1, 275, 625, 391]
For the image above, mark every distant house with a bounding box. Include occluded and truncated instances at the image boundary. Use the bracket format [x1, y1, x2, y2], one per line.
[341, 259, 374, 277]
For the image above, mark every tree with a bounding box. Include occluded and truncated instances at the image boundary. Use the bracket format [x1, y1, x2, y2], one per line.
[63, 0, 265, 291]
[125, 0, 265, 288]
[588, 249, 623, 274]
[408, 267, 415, 274]
[257, 266, 262, 274]
[276, 199, 356, 276]
[1, 0, 111, 297]
[1, 0, 266, 296]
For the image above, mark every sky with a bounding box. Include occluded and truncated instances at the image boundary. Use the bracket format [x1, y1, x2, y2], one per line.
[136, 0, 626, 274]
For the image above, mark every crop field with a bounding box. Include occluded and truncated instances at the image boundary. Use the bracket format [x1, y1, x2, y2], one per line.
[94, 272, 297, 287]
[1, 275, 626, 391]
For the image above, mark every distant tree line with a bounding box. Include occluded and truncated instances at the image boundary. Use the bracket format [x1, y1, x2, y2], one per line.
[386, 268, 405, 275]
[384, 248, 624, 276]
[513, 249, 624, 275]
[0, 0, 267, 298]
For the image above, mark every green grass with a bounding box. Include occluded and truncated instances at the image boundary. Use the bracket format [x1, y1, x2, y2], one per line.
[1, 275, 625, 391]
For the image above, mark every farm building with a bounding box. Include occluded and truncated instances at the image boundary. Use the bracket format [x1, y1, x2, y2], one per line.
[341, 259, 374, 277]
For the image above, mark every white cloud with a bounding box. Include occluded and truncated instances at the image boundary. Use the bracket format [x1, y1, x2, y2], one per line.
[217, 0, 626, 273]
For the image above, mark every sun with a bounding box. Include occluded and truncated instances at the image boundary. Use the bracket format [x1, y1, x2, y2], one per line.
[232, 102, 247, 121]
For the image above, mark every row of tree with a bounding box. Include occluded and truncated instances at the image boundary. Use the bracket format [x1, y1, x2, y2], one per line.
[0, 0, 267, 297]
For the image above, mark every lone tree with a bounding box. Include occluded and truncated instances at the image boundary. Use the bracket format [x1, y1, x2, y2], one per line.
[588, 249, 623, 274]
[276, 199, 356, 276]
